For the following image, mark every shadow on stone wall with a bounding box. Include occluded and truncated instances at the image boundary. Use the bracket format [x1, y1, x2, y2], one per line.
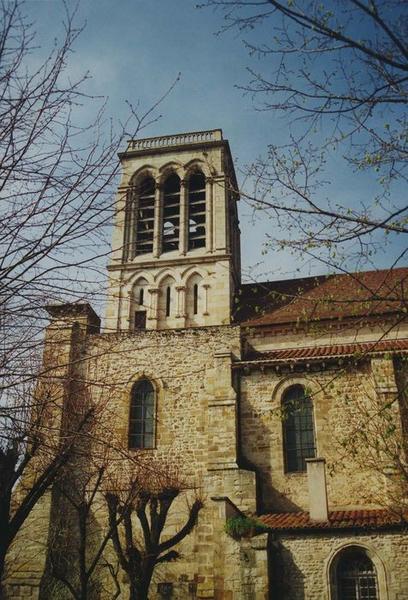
[269, 541, 305, 600]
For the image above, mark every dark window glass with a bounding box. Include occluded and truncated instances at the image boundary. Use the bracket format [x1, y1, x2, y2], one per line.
[135, 177, 155, 255]
[337, 548, 378, 600]
[162, 173, 180, 253]
[188, 172, 206, 250]
[282, 385, 316, 472]
[129, 379, 155, 449]
[139, 288, 144, 306]
[134, 311, 146, 330]
[193, 283, 198, 315]
[166, 286, 171, 317]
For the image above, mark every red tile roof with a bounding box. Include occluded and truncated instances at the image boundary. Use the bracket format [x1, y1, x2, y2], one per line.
[258, 509, 407, 531]
[239, 267, 408, 327]
[238, 338, 408, 366]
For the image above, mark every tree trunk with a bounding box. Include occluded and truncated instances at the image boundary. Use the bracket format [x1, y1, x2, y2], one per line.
[0, 542, 8, 600]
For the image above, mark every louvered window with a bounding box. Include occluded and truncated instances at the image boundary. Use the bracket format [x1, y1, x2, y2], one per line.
[162, 173, 180, 253]
[135, 177, 155, 255]
[188, 172, 206, 250]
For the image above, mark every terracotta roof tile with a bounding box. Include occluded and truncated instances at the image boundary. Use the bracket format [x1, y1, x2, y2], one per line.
[258, 509, 407, 531]
[238, 267, 408, 327]
[238, 338, 408, 365]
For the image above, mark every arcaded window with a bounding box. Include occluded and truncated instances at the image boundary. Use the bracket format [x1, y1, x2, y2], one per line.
[129, 379, 155, 449]
[162, 173, 180, 253]
[188, 172, 206, 250]
[135, 176, 155, 255]
[335, 547, 379, 600]
[282, 384, 316, 472]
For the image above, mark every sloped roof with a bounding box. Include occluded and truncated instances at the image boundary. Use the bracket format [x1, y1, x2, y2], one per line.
[236, 338, 408, 366]
[258, 509, 407, 532]
[238, 267, 408, 327]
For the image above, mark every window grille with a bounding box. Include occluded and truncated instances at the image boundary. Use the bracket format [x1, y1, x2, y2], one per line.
[336, 548, 379, 600]
[129, 379, 155, 449]
[282, 385, 316, 472]
[188, 172, 206, 249]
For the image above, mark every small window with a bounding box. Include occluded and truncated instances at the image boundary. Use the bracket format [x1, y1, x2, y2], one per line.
[193, 283, 198, 315]
[335, 547, 379, 600]
[282, 384, 316, 472]
[129, 379, 155, 449]
[139, 288, 144, 306]
[166, 286, 171, 317]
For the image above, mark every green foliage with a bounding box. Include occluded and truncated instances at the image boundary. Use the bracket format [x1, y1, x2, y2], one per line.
[224, 516, 269, 539]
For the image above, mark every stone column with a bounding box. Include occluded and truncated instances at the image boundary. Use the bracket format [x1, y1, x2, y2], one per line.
[153, 182, 162, 258]
[179, 179, 188, 255]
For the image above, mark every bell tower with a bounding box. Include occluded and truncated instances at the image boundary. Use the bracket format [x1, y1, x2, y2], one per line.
[105, 129, 241, 332]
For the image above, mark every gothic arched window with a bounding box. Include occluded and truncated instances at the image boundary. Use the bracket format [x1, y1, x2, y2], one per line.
[129, 379, 155, 449]
[162, 173, 180, 253]
[334, 547, 379, 600]
[135, 176, 155, 255]
[282, 384, 316, 472]
[188, 172, 206, 250]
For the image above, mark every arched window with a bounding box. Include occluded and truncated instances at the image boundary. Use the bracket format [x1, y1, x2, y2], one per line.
[188, 172, 206, 250]
[129, 379, 155, 449]
[334, 547, 379, 600]
[135, 176, 155, 255]
[282, 384, 316, 472]
[162, 173, 180, 253]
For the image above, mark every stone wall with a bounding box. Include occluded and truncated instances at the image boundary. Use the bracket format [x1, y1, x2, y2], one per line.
[239, 356, 404, 511]
[271, 530, 408, 600]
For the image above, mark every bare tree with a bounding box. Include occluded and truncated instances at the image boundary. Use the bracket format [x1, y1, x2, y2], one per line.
[200, 0, 408, 273]
[105, 462, 203, 600]
[0, 1, 174, 595]
[43, 462, 121, 600]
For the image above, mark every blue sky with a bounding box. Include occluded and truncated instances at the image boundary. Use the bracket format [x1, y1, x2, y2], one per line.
[25, 0, 406, 282]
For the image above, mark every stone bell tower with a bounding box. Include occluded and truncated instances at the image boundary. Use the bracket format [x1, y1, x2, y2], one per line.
[105, 129, 241, 332]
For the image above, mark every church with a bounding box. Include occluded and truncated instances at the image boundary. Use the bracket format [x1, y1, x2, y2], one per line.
[7, 130, 408, 599]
